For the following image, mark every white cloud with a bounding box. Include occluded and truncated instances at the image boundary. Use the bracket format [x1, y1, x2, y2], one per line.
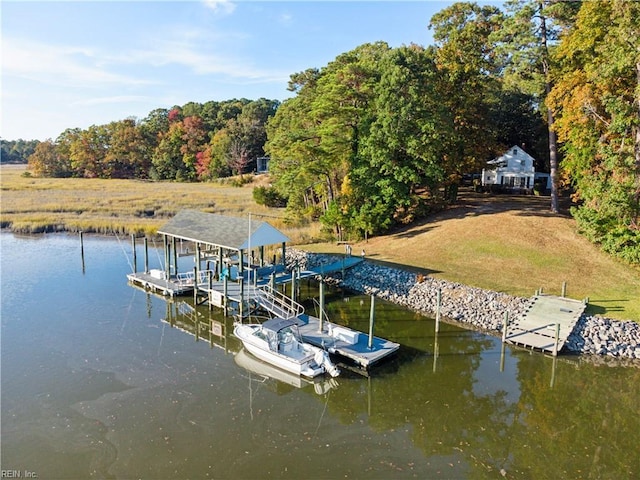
[202, 0, 236, 15]
[2, 37, 148, 88]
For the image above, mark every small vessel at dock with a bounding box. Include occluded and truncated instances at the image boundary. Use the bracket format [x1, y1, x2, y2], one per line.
[233, 318, 340, 378]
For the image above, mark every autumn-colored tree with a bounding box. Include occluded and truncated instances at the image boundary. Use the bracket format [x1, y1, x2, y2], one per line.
[103, 118, 149, 178]
[548, 0, 640, 263]
[68, 125, 109, 178]
[27, 140, 71, 177]
[495, 0, 579, 213]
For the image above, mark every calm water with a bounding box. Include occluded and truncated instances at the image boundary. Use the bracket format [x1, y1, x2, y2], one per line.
[1, 233, 639, 479]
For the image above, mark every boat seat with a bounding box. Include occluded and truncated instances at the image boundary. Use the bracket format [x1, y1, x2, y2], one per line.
[332, 326, 359, 344]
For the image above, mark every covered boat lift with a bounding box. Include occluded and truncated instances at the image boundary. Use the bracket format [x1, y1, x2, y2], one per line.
[127, 210, 290, 297]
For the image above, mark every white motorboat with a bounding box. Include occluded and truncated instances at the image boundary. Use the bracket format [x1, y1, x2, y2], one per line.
[234, 318, 340, 378]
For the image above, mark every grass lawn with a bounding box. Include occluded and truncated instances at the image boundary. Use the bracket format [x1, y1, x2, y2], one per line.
[2, 164, 639, 321]
[301, 192, 640, 321]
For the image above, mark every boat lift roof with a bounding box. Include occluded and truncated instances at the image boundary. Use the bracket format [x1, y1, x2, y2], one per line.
[261, 318, 298, 333]
[158, 210, 290, 251]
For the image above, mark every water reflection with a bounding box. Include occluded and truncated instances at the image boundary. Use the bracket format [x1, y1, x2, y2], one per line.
[1, 233, 639, 479]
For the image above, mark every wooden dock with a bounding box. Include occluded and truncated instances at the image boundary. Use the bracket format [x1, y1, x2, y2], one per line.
[295, 314, 400, 368]
[127, 270, 194, 296]
[504, 294, 587, 355]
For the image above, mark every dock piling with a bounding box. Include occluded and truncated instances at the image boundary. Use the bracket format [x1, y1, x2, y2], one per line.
[435, 288, 441, 333]
[319, 279, 325, 333]
[368, 294, 376, 350]
[144, 238, 149, 273]
[79, 231, 85, 272]
[223, 274, 228, 317]
[562, 281, 567, 298]
[553, 323, 560, 356]
[131, 234, 137, 273]
[502, 311, 509, 343]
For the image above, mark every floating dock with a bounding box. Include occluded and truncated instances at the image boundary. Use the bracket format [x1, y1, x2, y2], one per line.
[127, 270, 194, 296]
[295, 314, 400, 368]
[504, 294, 587, 355]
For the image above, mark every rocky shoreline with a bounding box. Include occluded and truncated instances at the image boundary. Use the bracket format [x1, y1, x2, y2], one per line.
[287, 249, 640, 364]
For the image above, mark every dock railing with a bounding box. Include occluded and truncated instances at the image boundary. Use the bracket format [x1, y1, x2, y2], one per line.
[253, 285, 304, 319]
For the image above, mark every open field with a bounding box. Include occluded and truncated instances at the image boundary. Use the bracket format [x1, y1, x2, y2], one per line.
[2, 164, 639, 320]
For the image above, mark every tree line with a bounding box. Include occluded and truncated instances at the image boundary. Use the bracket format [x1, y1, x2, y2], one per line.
[1, 138, 39, 164]
[19, 0, 640, 264]
[26, 98, 278, 181]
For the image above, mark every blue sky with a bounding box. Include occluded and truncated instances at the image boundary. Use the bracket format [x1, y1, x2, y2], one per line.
[2, 1, 496, 141]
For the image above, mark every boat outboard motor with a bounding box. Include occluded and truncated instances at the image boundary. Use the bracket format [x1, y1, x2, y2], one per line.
[315, 350, 340, 378]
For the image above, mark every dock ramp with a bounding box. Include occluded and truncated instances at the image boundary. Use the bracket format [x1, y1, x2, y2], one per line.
[504, 294, 587, 355]
[251, 286, 304, 319]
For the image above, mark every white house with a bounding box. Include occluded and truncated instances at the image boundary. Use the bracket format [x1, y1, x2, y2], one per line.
[481, 145, 537, 190]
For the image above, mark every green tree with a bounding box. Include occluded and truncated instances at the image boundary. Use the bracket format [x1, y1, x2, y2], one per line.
[1, 138, 39, 164]
[266, 43, 389, 234]
[353, 44, 448, 235]
[429, 1, 505, 199]
[206, 129, 233, 179]
[151, 121, 188, 180]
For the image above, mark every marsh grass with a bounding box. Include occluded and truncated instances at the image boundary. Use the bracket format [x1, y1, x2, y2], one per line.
[2, 165, 639, 320]
[0, 165, 300, 237]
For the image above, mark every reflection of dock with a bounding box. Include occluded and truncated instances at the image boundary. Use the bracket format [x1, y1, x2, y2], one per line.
[504, 294, 587, 355]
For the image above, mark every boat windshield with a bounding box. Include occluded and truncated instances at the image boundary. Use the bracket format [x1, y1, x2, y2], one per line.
[278, 325, 301, 344]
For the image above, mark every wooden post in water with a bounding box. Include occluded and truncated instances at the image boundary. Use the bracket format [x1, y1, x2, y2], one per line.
[208, 270, 213, 311]
[435, 288, 441, 333]
[223, 274, 228, 317]
[500, 342, 506, 373]
[239, 272, 244, 319]
[562, 281, 567, 298]
[318, 279, 325, 333]
[163, 236, 170, 280]
[193, 266, 198, 303]
[172, 237, 178, 277]
[195, 243, 201, 282]
[291, 266, 297, 304]
[368, 294, 376, 350]
[432, 333, 439, 373]
[502, 312, 509, 343]
[144, 238, 149, 273]
[553, 323, 561, 356]
[79, 231, 85, 273]
[131, 234, 137, 273]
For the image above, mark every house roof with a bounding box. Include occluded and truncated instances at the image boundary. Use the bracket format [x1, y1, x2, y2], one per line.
[158, 210, 289, 251]
[488, 145, 534, 165]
